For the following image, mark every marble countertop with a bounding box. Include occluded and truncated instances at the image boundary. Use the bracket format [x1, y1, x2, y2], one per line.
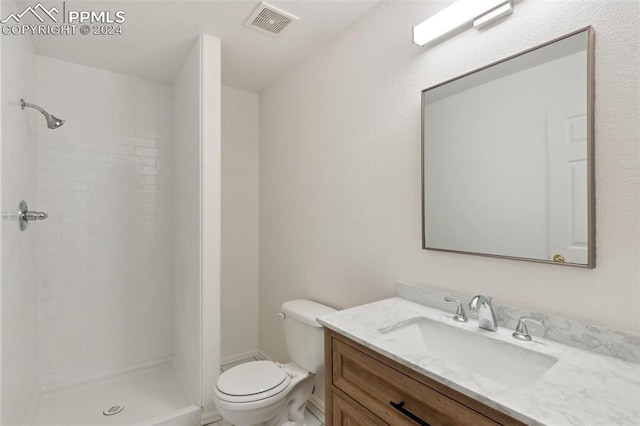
[318, 297, 640, 426]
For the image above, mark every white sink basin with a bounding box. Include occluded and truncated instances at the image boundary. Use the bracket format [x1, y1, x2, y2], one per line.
[375, 317, 558, 389]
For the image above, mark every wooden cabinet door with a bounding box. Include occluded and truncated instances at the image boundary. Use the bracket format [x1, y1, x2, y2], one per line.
[332, 338, 499, 426]
[332, 392, 387, 426]
[325, 329, 525, 426]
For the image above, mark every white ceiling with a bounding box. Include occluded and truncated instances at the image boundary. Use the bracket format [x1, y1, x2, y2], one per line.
[23, 0, 380, 91]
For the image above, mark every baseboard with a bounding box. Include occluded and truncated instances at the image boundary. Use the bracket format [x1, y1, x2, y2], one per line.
[256, 349, 272, 361]
[220, 349, 261, 366]
[307, 394, 325, 420]
[201, 402, 221, 425]
[308, 394, 325, 412]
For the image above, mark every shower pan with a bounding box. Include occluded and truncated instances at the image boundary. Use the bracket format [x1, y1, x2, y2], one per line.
[1, 18, 221, 426]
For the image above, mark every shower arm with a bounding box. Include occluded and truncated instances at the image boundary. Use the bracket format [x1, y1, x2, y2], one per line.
[21, 99, 48, 115]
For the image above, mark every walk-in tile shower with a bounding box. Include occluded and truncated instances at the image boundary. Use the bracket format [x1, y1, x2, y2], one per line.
[0, 1, 221, 423]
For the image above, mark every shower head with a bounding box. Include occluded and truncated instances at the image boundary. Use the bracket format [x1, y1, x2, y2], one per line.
[20, 98, 65, 129]
[44, 113, 65, 129]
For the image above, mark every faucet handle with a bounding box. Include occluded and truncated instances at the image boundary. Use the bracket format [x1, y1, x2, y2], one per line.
[512, 317, 544, 341]
[444, 296, 468, 323]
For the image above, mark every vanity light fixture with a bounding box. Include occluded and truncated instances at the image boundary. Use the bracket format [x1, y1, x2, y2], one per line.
[473, 1, 514, 30]
[413, 0, 514, 46]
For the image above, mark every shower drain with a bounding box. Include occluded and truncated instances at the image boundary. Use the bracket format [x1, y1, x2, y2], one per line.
[103, 404, 125, 416]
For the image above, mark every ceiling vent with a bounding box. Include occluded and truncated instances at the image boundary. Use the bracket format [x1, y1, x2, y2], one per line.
[245, 2, 298, 37]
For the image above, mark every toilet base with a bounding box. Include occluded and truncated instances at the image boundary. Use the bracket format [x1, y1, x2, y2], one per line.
[265, 374, 315, 426]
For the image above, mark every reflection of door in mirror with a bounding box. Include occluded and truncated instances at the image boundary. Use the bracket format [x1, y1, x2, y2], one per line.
[547, 99, 588, 264]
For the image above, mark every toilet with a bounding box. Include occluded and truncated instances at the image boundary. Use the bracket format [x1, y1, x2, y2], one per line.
[214, 299, 336, 426]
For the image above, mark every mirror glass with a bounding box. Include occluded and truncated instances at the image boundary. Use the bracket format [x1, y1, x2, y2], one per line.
[422, 28, 594, 267]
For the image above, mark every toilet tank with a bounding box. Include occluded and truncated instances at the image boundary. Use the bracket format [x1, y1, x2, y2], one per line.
[281, 299, 336, 373]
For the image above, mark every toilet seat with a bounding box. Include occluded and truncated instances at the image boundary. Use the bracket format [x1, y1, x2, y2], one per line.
[215, 361, 291, 403]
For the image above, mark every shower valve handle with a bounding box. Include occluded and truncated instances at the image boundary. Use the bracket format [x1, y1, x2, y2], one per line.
[24, 211, 48, 221]
[18, 200, 48, 231]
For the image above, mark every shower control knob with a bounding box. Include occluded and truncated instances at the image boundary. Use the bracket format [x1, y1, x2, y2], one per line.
[17, 200, 48, 232]
[24, 211, 48, 221]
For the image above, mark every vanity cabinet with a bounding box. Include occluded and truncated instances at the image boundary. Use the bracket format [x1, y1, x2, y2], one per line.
[324, 329, 525, 426]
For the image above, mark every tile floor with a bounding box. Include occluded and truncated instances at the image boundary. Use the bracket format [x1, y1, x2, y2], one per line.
[208, 355, 324, 426]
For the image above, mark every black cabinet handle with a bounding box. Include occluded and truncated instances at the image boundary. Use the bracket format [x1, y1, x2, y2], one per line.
[389, 401, 431, 426]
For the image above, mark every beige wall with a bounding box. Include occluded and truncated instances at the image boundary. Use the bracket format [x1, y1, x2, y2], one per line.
[221, 85, 260, 360]
[259, 0, 640, 370]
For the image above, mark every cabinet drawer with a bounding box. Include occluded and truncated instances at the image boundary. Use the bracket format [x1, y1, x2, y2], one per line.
[332, 391, 388, 426]
[332, 338, 499, 426]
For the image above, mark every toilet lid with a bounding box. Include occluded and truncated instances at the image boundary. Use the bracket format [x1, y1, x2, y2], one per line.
[216, 361, 290, 401]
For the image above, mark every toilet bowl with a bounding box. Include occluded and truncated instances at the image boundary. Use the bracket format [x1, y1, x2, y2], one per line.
[214, 361, 313, 426]
[213, 299, 336, 426]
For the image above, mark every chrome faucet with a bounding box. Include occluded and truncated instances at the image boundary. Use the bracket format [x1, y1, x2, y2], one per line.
[468, 295, 498, 331]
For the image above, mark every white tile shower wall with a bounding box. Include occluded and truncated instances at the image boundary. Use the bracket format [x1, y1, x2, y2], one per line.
[35, 56, 175, 388]
[1, 0, 39, 421]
